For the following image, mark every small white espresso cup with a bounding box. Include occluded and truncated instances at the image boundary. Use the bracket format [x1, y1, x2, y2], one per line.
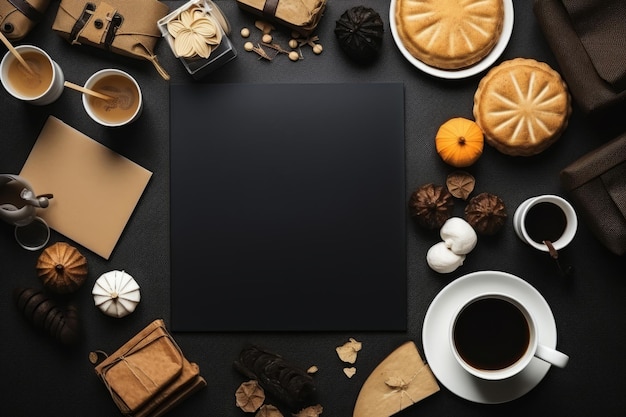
[82, 68, 143, 127]
[0, 45, 64, 105]
[450, 293, 569, 381]
[513, 195, 577, 252]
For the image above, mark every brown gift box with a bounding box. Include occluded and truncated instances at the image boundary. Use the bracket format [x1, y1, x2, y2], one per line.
[94, 319, 206, 417]
[52, 0, 171, 79]
[236, 0, 326, 36]
[0, 0, 52, 40]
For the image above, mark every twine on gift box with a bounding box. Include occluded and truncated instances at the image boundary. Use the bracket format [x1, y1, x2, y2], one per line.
[91, 329, 185, 413]
[384, 366, 429, 412]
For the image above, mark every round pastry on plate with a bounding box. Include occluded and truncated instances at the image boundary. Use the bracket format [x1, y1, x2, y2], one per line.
[473, 58, 572, 156]
[394, 0, 504, 70]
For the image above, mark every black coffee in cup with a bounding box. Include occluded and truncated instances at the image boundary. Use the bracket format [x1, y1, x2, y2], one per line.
[524, 201, 567, 244]
[453, 297, 530, 370]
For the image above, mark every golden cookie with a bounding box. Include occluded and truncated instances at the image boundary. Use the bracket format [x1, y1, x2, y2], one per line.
[473, 58, 571, 156]
[395, 0, 504, 70]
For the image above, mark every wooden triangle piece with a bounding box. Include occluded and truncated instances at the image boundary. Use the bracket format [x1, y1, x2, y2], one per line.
[353, 341, 439, 417]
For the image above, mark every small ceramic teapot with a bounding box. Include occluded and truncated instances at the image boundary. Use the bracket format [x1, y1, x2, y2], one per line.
[0, 174, 52, 227]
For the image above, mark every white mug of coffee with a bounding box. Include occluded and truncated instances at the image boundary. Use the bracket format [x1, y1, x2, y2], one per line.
[450, 293, 569, 381]
[513, 195, 577, 252]
[0, 45, 64, 105]
[82, 68, 143, 127]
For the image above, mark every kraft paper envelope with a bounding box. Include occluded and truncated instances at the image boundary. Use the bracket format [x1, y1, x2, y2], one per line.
[20, 116, 152, 259]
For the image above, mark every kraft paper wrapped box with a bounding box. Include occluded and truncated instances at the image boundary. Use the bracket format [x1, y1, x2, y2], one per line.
[236, 0, 326, 36]
[92, 319, 206, 417]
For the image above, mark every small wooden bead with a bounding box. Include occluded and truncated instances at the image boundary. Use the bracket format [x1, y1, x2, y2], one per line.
[288, 39, 298, 49]
[244, 42, 254, 52]
[312, 44, 323, 55]
[240, 27, 250, 38]
[288, 51, 300, 61]
[262, 34, 272, 43]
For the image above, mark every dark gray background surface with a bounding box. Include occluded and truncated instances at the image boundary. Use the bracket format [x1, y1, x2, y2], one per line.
[1, 1, 625, 416]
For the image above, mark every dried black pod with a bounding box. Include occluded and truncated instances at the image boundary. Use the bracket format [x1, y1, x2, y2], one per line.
[234, 344, 316, 411]
[409, 183, 455, 229]
[14, 287, 80, 345]
[334, 6, 384, 63]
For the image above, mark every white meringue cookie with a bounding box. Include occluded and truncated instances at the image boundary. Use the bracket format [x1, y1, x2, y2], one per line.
[426, 241, 466, 273]
[440, 217, 478, 255]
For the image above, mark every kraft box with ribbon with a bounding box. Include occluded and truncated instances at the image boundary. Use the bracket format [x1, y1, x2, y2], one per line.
[0, 0, 51, 40]
[236, 0, 326, 36]
[91, 319, 206, 417]
[51, 0, 171, 79]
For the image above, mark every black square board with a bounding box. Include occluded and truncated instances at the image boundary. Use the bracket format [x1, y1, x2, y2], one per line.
[170, 83, 406, 331]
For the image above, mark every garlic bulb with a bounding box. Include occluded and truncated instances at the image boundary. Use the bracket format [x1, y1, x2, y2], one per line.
[92, 270, 140, 318]
[440, 217, 478, 255]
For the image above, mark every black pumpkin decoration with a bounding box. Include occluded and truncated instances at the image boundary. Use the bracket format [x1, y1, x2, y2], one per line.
[334, 6, 384, 62]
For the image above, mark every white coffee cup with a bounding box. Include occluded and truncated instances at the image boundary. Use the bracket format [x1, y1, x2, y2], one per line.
[0, 45, 64, 105]
[513, 195, 577, 252]
[450, 293, 569, 381]
[82, 68, 143, 127]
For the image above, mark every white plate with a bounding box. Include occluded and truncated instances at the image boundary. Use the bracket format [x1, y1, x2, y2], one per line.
[389, 0, 514, 79]
[422, 271, 557, 404]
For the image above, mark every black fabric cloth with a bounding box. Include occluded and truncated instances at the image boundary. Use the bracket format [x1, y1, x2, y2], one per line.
[561, 0, 626, 90]
[561, 132, 626, 255]
[534, 0, 626, 127]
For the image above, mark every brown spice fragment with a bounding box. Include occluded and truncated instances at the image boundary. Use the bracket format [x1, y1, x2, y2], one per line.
[255, 20, 275, 34]
[306, 365, 319, 374]
[446, 171, 476, 200]
[409, 184, 454, 229]
[236, 380, 265, 413]
[293, 404, 323, 417]
[336, 338, 362, 364]
[256, 404, 284, 417]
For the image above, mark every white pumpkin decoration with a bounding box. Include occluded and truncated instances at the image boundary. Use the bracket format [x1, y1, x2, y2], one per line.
[92, 270, 141, 318]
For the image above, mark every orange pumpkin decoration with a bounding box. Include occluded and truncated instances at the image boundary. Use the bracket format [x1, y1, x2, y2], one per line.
[435, 117, 484, 167]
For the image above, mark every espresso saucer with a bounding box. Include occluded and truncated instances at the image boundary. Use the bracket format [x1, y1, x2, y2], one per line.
[422, 270, 557, 404]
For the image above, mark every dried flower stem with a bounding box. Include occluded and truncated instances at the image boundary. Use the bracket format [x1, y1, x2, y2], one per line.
[251, 44, 274, 60]
[299, 35, 320, 48]
[261, 42, 290, 54]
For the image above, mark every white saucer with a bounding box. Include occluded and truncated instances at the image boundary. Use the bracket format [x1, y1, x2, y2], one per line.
[389, 0, 514, 79]
[422, 271, 557, 404]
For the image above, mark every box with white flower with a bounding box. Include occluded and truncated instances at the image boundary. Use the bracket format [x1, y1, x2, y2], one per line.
[158, 0, 237, 79]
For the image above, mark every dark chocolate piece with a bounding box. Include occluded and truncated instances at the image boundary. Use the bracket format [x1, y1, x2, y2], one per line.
[234, 344, 316, 411]
[13, 287, 80, 345]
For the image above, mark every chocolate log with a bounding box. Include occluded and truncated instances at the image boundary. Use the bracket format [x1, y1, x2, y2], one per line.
[234, 344, 316, 411]
[14, 287, 80, 345]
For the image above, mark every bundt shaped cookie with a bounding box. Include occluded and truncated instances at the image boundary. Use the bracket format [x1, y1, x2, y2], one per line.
[473, 58, 572, 156]
[395, 0, 504, 70]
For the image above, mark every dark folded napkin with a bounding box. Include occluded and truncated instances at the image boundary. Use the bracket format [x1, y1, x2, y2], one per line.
[560, 132, 626, 256]
[534, 0, 626, 126]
